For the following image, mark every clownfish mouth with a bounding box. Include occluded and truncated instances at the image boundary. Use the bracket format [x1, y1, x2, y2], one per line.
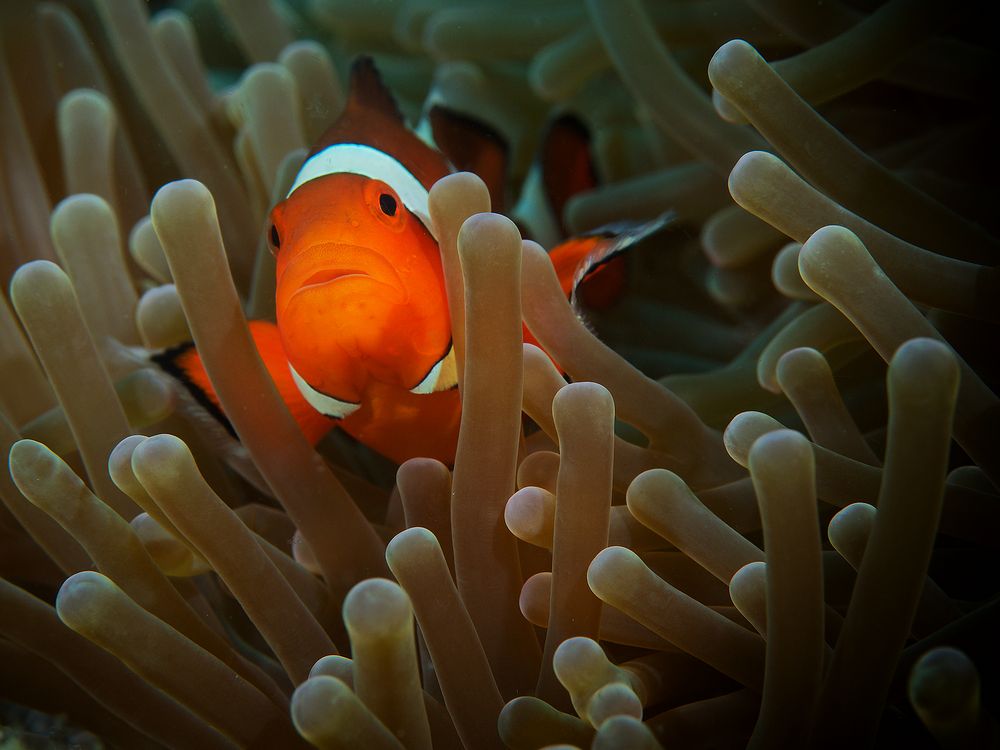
[299, 268, 370, 291]
[277, 243, 407, 319]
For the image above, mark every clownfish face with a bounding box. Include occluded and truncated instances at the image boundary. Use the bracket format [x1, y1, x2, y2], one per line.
[270, 171, 451, 413]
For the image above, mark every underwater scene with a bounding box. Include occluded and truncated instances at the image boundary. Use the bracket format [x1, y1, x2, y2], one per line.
[0, 0, 998, 748]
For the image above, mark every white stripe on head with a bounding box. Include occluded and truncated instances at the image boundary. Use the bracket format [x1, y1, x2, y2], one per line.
[289, 143, 434, 236]
[288, 362, 360, 420]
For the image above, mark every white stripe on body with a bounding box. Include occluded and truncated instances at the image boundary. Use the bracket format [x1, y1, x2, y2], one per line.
[288, 362, 360, 419]
[288, 143, 435, 236]
[409, 345, 457, 395]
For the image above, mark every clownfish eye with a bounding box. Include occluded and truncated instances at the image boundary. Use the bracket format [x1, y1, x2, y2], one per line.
[365, 182, 403, 228]
[269, 224, 281, 250]
[378, 193, 397, 217]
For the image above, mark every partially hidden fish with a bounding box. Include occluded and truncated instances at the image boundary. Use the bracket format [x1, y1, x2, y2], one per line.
[155, 58, 670, 466]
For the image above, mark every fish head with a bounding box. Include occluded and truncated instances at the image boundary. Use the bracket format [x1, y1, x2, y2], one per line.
[270, 169, 450, 408]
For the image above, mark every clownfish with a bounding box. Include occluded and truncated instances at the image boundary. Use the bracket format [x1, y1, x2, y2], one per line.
[155, 58, 669, 466]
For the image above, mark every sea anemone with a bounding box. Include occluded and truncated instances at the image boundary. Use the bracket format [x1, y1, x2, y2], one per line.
[1, 1, 997, 748]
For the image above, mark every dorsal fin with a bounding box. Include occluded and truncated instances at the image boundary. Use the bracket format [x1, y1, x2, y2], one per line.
[429, 105, 509, 211]
[307, 57, 450, 191]
[347, 56, 405, 123]
[541, 113, 598, 236]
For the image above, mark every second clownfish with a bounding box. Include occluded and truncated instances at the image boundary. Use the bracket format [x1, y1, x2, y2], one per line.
[155, 58, 668, 466]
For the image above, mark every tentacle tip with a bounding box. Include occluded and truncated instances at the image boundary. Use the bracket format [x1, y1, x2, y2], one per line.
[428, 171, 491, 217]
[51, 192, 113, 228]
[775, 346, 826, 383]
[798, 224, 872, 284]
[724, 410, 781, 465]
[291, 676, 350, 738]
[890, 337, 960, 395]
[55, 570, 112, 624]
[278, 38, 327, 63]
[909, 646, 979, 710]
[243, 61, 293, 86]
[8, 437, 49, 468]
[728, 150, 782, 200]
[58, 86, 111, 111]
[708, 38, 759, 84]
[150, 179, 214, 224]
[8, 440, 63, 497]
[587, 545, 641, 593]
[109, 434, 148, 471]
[553, 636, 603, 675]
[10, 260, 68, 297]
[385, 526, 439, 568]
[130, 433, 193, 478]
[626, 468, 686, 513]
[343, 578, 412, 635]
[553, 380, 615, 420]
[457, 211, 523, 262]
[747, 427, 811, 468]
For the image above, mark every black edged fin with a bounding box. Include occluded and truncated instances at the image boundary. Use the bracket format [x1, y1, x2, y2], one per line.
[348, 56, 405, 123]
[541, 113, 599, 236]
[570, 211, 677, 308]
[150, 342, 237, 440]
[429, 104, 509, 211]
[147, 342, 274, 496]
[557, 211, 676, 310]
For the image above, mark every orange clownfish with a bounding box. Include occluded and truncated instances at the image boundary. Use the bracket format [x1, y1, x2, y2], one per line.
[155, 58, 670, 466]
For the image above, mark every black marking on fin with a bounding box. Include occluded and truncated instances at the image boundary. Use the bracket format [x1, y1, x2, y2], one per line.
[348, 56, 405, 123]
[429, 104, 509, 210]
[151, 342, 238, 440]
[570, 211, 676, 305]
[541, 113, 598, 235]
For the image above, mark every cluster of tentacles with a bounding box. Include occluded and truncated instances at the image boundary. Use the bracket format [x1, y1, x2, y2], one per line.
[0, 1, 997, 748]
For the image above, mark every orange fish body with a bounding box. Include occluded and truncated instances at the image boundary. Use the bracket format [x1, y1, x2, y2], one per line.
[163, 58, 667, 466]
[265, 60, 464, 463]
